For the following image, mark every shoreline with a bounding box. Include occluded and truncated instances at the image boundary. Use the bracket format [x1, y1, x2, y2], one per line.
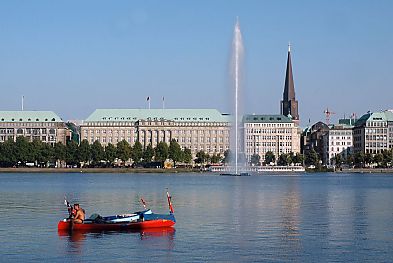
[0, 167, 201, 173]
[0, 167, 392, 174]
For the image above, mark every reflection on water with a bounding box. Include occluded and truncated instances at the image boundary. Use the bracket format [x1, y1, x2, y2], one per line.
[58, 227, 176, 255]
[280, 177, 301, 255]
[0, 173, 393, 262]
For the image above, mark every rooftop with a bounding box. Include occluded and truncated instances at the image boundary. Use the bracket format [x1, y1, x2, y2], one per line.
[85, 109, 231, 123]
[243, 114, 293, 123]
[0, 111, 63, 123]
[355, 110, 393, 127]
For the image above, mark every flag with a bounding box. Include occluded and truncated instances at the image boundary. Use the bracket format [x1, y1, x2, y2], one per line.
[162, 96, 164, 101]
[147, 96, 150, 101]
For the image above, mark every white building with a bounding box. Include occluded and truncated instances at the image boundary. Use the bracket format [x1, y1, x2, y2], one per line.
[243, 114, 301, 163]
[322, 124, 353, 165]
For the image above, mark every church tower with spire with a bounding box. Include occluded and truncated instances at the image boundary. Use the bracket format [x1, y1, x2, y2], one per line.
[280, 43, 299, 124]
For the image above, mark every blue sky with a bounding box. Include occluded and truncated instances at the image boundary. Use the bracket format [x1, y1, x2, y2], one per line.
[0, 0, 392, 125]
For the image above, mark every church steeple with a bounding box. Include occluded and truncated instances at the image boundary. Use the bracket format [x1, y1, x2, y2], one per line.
[281, 43, 299, 122]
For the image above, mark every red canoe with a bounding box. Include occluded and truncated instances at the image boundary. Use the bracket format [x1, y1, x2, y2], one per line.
[58, 218, 175, 232]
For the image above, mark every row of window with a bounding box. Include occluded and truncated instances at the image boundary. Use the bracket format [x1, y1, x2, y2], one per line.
[246, 123, 293, 128]
[245, 135, 293, 140]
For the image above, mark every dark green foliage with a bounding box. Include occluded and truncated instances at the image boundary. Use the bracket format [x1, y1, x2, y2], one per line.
[183, 148, 192, 164]
[195, 150, 209, 164]
[116, 140, 132, 166]
[210, 153, 221, 164]
[131, 141, 143, 164]
[91, 140, 104, 166]
[105, 143, 117, 166]
[305, 149, 320, 166]
[264, 151, 276, 165]
[15, 136, 32, 165]
[66, 140, 80, 167]
[154, 142, 169, 162]
[168, 139, 183, 166]
[0, 139, 16, 167]
[292, 153, 304, 165]
[250, 154, 261, 166]
[143, 144, 154, 163]
[223, 149, 231, 164]
[79, 139, 91, 164]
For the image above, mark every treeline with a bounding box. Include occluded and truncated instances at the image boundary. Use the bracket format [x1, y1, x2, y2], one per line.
[249, 151, 304, 166]
[303, 149, 393, 168]
[0, 137, 229, 168]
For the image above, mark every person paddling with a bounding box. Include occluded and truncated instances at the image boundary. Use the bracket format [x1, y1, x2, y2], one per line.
[72, 204, 85, 224]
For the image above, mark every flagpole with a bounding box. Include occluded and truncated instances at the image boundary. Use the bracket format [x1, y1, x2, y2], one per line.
[162, 96, 165, 110]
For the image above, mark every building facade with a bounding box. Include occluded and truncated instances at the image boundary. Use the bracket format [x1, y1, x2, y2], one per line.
[243, 114, 301, 163]
[80, 109, 231, 157]
[353, 110, 393, 154]
[322, 124, 353, 165]
[0, 111, 68, 144]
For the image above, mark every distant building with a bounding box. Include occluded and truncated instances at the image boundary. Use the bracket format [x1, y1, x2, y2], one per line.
[243, 114, 301, 163]
[0, 111, 68, 144]
[280, 44, 299, 124]
[302, 122, 329, 163]
[80, 109, 231, 157]
[353, 110, 393, 154]
[322, 123, 353, 165]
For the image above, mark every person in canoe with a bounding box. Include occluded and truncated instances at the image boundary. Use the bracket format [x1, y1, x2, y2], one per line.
[72, 203, 85, 223]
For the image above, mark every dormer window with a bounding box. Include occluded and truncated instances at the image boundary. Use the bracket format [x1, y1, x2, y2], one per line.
[36, 118, 39, 121]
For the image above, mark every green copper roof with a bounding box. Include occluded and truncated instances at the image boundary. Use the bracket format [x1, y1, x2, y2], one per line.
[85, 109, 231, 123]
[0, 111, 63, 122]
[355, 110, 393, 127]
[243, 114, 293, 123]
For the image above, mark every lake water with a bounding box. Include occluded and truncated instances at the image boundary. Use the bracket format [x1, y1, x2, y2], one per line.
[0, 172, 392, 262]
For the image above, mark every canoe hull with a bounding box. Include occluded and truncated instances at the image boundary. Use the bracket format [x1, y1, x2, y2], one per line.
[58, 218, 175, 232]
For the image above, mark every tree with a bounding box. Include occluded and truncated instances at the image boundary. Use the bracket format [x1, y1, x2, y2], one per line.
[32, 139, 53, 167]
[78, 139, 91, 166]
[345, 154, 355, 166]
[195, 150, 208, 165]
[364, 153, 373, 166]
[91, 140, 105, 167]
[264, 151, 275, 165]
[277, 153, 290, 166]
[0, 139, 16, 167]
[354, 152, 365, 167]
[183, 148, 192, 165]
[168, 139, 183, 167]
[105, 143, 117, 166]
[143, 144, 154, 163]
[131, 141, 143, 164]
[250, 153, 261, 166]
[66, 140, 80, 167]
[305, 149, 319, 167]
[116, 140, 132, 166]
[223, 149, 232, 164]
[15, 136, 32, 166]
[334, 154, 343, 168]
[53, 142, 66, 167]
[373, 153, 384, 167]
[211, 153, 221, 164]
[155, 141, 169, 162]
[292, 153, 304, 165]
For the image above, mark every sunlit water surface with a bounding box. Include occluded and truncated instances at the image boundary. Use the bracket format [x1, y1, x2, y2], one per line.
[0, 172, 392, 262]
